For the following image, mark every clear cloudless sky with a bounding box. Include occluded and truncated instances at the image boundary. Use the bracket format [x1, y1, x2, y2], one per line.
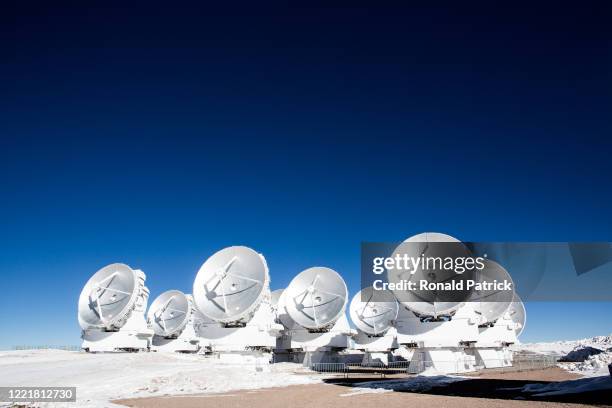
[1, 2, 611, 349]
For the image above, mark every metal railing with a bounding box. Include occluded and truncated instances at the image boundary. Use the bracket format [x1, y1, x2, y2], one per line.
[346, 361, 386, 369]
[310, 354, 560, 377]
[311, 362, 347, 375]
[387, 361, 411, 369]
[505, 354, 559, 371]
[12, 345, 81, 351]
[311, 361, 409, 378]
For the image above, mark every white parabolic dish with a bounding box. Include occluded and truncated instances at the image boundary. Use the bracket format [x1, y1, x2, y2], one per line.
[192, 246, 269, 324]
[508, 294, 527, 337]
[388, 232, 474, 317]
[78, 263, 140, 330]
[147, 290, 190, 337]
[470, 260, 515, 324]
[349, 287, 398, 336]
[284, 267, 348, 330]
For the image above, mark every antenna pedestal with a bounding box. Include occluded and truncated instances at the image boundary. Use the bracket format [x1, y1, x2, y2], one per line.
[277, 313, 352, 350]
[81, 304, 153, 352]
[362, 351, 393, 366]
[195, 301, 282, 353]
[81, 326, 153, 352]
[465, 347, 511, 369]
[395, 304, 479, 348]
[407, 348, 477, 374]
[353, 330, 399, 366]
[353, 327, 398, 353]
[394, 305, 479, 374]
[466, 313, 518, 368]
[466, 295, 525, 369]
[274, 314, 352, 365]
[151, 323, 200, 353]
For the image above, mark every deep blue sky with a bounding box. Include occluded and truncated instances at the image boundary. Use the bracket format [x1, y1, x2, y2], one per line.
[1, 2, 611, 348]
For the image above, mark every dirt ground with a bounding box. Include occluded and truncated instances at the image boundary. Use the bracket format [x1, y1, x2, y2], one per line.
[116, 368, 611, 408]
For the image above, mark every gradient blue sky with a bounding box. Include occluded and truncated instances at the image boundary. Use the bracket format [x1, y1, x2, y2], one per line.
[1, 2, 611, 348]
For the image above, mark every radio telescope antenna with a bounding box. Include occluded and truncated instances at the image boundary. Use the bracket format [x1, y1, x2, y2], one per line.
[283, 267, 348, 330]
[508, 294, 526, 337]
[147, 290, 190, 337]
[388, 232, 474, 318]
[193, 246, 269, 325]
[349, 287, 398, 336]
[78, 263, 141, 330]
[470, 260, 515, 325]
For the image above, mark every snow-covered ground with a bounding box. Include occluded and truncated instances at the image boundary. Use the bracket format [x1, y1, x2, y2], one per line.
[559, 352, 612, 377]
[514, 334, 612, 377]
[0, 350, 320, 408]
[2, 335, 611, 407]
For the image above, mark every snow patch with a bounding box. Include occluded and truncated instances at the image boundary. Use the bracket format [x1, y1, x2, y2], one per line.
[521, 375, 612, 396]
[559, 351, 612, 377]
[340, 387, 393, 397]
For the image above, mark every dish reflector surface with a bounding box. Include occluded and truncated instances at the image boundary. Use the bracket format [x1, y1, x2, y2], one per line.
[193, 246, 269, 324]
[470, 260, 515, 324]
[78, 263, 138, 330]
[349, 287, 398, 336]
[147, 290, 190, 337]
[270, 289, 284, 309]
[508, 294, 526, 336]
[284, 267, 348, 329]
[389, 232, 473, 317]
